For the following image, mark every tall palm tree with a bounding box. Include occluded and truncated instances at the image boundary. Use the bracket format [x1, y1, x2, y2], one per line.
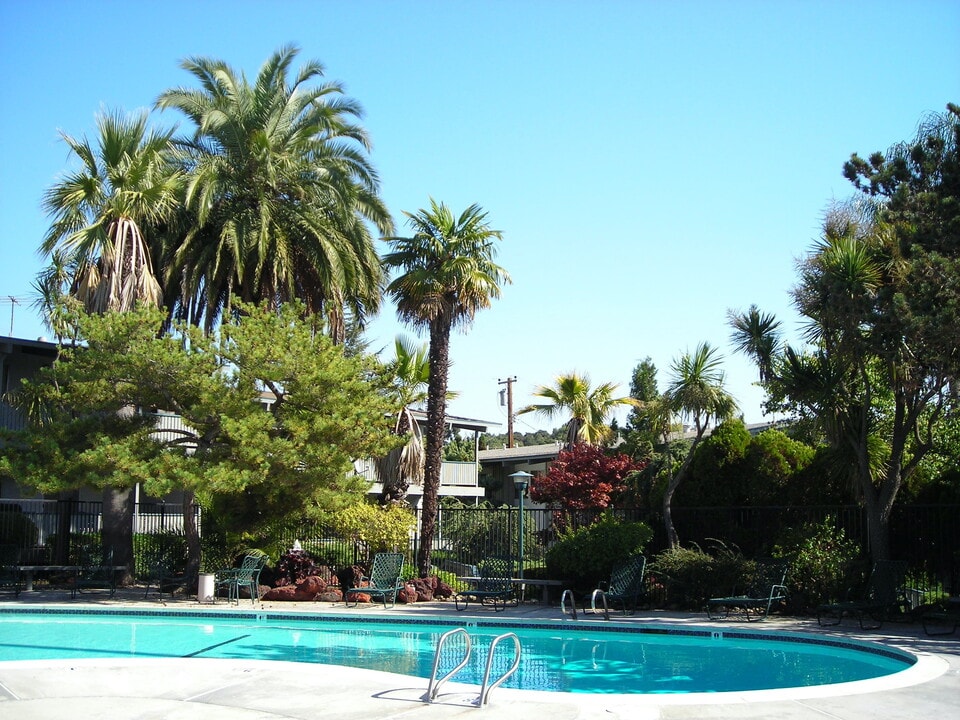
[39, 109, 181, 315]
[376, 336, 430, 505]
[518, 372, 639, 446]
[38, 108, 181, 582]
[156, 45, 393, 340]
[383, 199, 510, 576]
[662, 342, 737, 548]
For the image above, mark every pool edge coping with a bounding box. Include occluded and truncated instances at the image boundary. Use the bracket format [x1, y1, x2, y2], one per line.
[0, 604, 946, 706]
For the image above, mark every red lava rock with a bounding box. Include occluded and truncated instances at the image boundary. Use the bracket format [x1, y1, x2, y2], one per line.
[296, 575, 326, 598]
[398, 584, 419, 603]
[261, 585, 298, 601]
[260, 574, 328, 601]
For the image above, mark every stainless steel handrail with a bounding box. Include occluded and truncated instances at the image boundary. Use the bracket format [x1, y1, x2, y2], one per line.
[426, 627, 472, 702]
[588, 588, 611, 620]
[560, 588, 578, 620]
[478, 632, 521, 706]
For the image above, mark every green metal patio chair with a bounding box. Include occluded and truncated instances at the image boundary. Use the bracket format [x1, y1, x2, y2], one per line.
[707, 560, 789, 622]
[344, 552, 406, 609]
[584, 554, 648, 617]
[214, 551, 268, 605]
[455, 556, 515, 612]
[816, 560, 908, 630]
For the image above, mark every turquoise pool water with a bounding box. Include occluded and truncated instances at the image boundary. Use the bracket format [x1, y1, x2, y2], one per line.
[0, 610, 914, 694]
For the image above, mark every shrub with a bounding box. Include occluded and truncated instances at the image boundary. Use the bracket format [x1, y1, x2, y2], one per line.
[648, 541, 748, 609]
[135, 532, 188, 578]
[544, 514, 652, 590]
[274, 548, 320, 586]
[772, 517, 861, 612]
[439, 498, 539, 565]
[331, 503, 416, 554]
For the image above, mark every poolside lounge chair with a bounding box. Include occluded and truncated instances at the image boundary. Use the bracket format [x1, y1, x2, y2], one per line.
[455, 556, 515, 612]
[215, 551, 268, 605]
[142, 544, 187, 599]
[345, 552, 405, 609]
[706, 560, 788, 621]
[0, 544, 21, 597]
[816, 560, 908, 630]
[921, 597, 960, 636]
[583, 554, 648, 617]
[72, 546, 117, 599]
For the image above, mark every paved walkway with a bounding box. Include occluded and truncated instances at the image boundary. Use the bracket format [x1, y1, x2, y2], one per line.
[1, 587, 958, 719]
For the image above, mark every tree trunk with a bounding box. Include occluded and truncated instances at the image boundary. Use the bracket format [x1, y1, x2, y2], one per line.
[100, 486, 135, 584]
[182, 490, 201, 589]
[416, 319, 451, 577]
[662, 475, 681, 550]
[53, 490, 78, 564]
[662, 436, 702, 550]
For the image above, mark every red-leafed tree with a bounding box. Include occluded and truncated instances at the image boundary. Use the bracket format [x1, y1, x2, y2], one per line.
[530, 442, 641, 512]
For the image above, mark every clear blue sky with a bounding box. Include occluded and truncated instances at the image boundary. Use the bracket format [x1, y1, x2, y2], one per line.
[2, 1, 958, 433]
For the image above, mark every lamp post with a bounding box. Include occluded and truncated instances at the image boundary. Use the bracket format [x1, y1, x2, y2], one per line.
[510, 471, 532, 585]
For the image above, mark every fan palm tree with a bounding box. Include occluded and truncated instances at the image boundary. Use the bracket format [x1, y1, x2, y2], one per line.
[662, 342, 737, 548]
[156, 45, 393, 340]
[376, 336, 430, 505]
[38, 109, 181, 581]
[383, 199, 510, 576]
[39, 109, 181, 315]
[518, 372, 639, 446]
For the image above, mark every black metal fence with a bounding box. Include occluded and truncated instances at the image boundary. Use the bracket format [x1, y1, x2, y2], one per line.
[0, 498, 199, 567]
[2, 498, 958, 593]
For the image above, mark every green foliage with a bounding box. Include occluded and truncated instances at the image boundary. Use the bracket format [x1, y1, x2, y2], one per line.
[480, 427, 565, 449]
[437, 498, 537, 565]
[648, 542, 749, 609]
[0, 302, 397, 530]
[731, 105, 960, 560]
[682, 423, 817, 506]
[443, 432, 475, 461]
[331, 502, 416, 554]
[744, 429, 816, 503]
[684, 419, 752, 505]
[544, 514, 653, 589]
[135, 532, 188, 578]
[772, 517, 861, 611]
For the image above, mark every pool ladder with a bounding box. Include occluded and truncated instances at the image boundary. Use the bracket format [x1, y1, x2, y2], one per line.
[426, 628, 522, 707]
[560, 588, 611, 621]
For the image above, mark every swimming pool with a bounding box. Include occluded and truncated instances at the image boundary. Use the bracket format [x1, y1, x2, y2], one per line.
[0, 608, 917, 695]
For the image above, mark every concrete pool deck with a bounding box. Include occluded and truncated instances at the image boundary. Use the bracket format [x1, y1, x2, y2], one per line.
[0, 587, 958, 719]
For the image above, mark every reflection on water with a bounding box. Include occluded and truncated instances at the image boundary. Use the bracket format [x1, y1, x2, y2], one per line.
[0, 614, 912, 694]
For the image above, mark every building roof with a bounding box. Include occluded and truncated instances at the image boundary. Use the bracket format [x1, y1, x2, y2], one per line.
[408, 409, 499, 433]
[478, 443, 562, 463]
[0, 335, 60, 357]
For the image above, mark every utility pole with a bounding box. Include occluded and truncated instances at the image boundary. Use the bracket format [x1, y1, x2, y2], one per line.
[498, 376, 516, 448]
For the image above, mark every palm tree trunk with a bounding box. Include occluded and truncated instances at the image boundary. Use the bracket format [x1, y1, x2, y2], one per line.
[416, 319, 451, 577]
